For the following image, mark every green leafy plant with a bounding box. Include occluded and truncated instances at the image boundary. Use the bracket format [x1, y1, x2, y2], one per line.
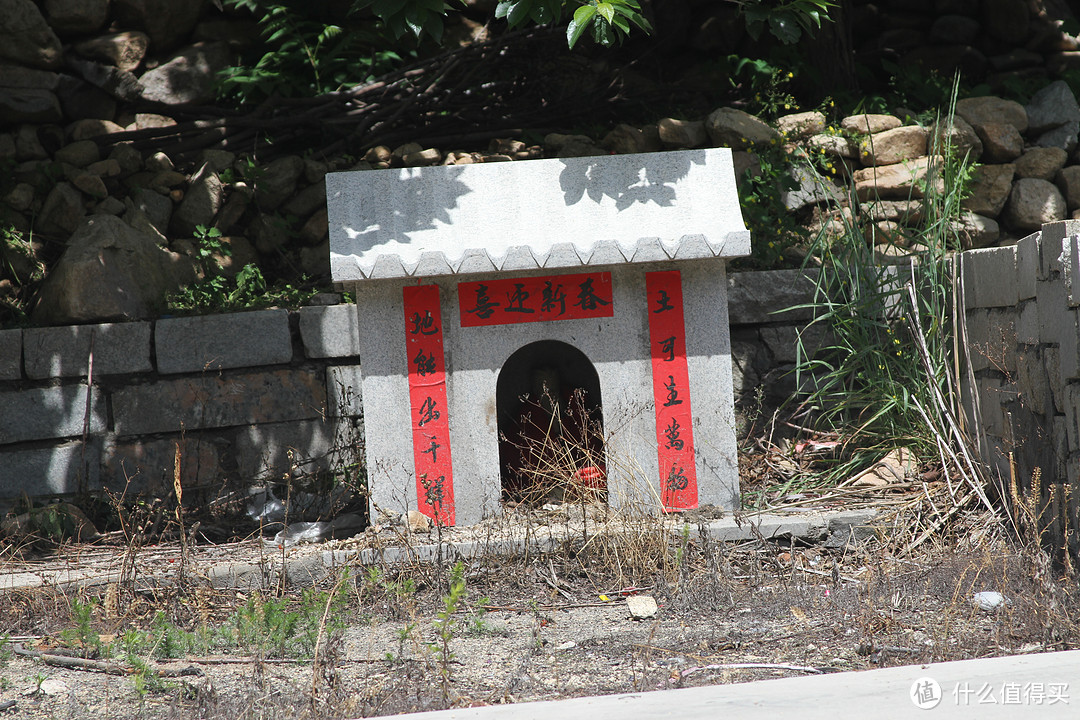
[219, 0, 410, 103]
[738, 0, 834, 45]
[431, 562, 467, 705]
[167, 264, 318, 314]
[737, 139, 809, 268]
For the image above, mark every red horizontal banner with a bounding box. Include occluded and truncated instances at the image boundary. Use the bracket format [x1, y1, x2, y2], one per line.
[646, 270, 698, 512]
[458, 272, 614, 327]
[403, 284, 455, 526]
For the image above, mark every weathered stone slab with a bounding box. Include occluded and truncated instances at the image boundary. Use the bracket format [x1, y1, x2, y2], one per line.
[0, 328, 21, 379]
[23, 322, 151, 378]
[235, 419, 334, 482]
[727, 269, 818, 324]
[299, 304, 361, 359]
[112, 369, 325, 436]
[327, 364, 363, 417]
[962, 245, 1018, 308]
[0, 385, 106, 444]
[328, 148, 750, 282]
[156, 309, 292, 374]
[0, 441, 100, 501]
[100, 435, 221, 491]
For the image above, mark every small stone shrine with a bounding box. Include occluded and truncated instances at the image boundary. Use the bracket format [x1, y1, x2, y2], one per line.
[327, 148, 750, 525]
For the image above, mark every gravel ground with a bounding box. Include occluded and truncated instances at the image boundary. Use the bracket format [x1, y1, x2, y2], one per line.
[1, 504, 1077, 719]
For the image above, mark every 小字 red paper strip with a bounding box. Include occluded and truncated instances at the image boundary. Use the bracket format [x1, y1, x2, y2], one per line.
[403, 284, 455, 525]
[458, 272, 614, 327]
[646, 270, 698, 511]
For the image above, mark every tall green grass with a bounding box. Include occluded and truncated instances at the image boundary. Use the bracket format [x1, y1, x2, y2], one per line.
[792, 78, 976, 480]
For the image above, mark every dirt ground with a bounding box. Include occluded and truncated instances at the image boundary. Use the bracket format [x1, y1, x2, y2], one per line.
[1, 496, 1078, 720]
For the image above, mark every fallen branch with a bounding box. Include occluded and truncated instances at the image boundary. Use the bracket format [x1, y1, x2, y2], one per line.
[11, 644, 202, 678]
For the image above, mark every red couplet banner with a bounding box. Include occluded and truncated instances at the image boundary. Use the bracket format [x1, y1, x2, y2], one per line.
[403, 284, 455, 525]
[645, 270, 699, 511]
[458, 272, 614, 327]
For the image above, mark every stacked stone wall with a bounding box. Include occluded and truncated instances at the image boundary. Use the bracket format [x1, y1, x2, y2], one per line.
[960, 219, 1080, 554]
[0, 302, 364, 509]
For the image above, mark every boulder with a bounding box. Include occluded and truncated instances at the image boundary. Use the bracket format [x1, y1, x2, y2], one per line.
[806, 133, 858, 159]
[139, 42, 232, 105]
[859, 125, 928, 166]
[1003, 178, 1066, 231]
[952, 212, 1000, 249]
[853, 157, 941, 201]
[67, 119, 126, 140]
[975, 122, 1023, 162]
[963, 164, 1015, 217]
[657, 118, 707, 148]
[171, 163, 223, 237]
[1056, 166, 1080, 211]
[73, 31, 150, 73]
[930, 114, 982, 161]
[777, 111, 825, 141]
[601, 124, 648, 155]
[31, 214, 194, 324]
[38, 181, 86, 237]
[43, 0, 109, 36]
[0, 0, 63, 69]
[955, 96, 1029, 134]
[1014, 147, 1068, 180]
[780, 164, 842, 212]
[840, 114, 901, 135]
[0, 88, 62, 124]
[255, 155, 305, 212]
[53, 140, 100, 168]
[128, 187, 173, 234]
[705, 107, 779, 149]
[1025, 81, 1079, 133]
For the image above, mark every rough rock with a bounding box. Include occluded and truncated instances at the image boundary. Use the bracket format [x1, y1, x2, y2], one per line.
[0, 88, 63, 124]
[67, 118, 125, 140]
[952, 212, 1000, 249]
[53, 139, 100, 167]
[64, 55, 144, 102]
[172, 164, 223, 237]
[840, 114, 901, 135]
[1025, 80, 1080, 134]
[975, 122, 1024, 163]
[111, 0, 206, 52]
[963, 164, 1015, 218]
[658, 118, 707, 148]
[134, 112, 176, 130]
[0, 0, 63, 69]
[931, 114, 982, 160]
[1035, 122, 1079, 153]
[777, 111, 825, 140]
[859, 125, 928, 166]
[781, 164, 842, 212]
[705, 107, 779, 149]
[283, 181, 326, 218]
[544, 133, 604, 158]
[255, 155, 305, 212]
[43, 0, 109, 36]
[31, 214, 193, 324]
[955, 95, 1029, 134]
[73, 31, 150, 73]
[853, 157, 940, 200]
[807, 133, 858, 158]
[601, 124, 648, 154]
[128, 187, 173, 234]
[38, 181, 85, 236]
[108, 142, 143, 175]
[929, 14, 980, 44]
[1014, 147, 1068, 180]
[402, 148, 441, 166]
[1056, 166, 1080, 211]
[1003, 178, 1067, 231]
[139, 42, 232, 105]
[860, 200, 925, 224]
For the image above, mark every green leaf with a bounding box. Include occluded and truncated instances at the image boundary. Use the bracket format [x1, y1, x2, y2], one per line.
[596, 2, 615, 25]
[768, 14, 801, 44]
[507, 0, 530, 27]
[494, 1, 512, 19]
[566, 4, 597, 48]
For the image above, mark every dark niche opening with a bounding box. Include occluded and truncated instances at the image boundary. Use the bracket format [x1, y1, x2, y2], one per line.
[496, 340, 606, 503]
